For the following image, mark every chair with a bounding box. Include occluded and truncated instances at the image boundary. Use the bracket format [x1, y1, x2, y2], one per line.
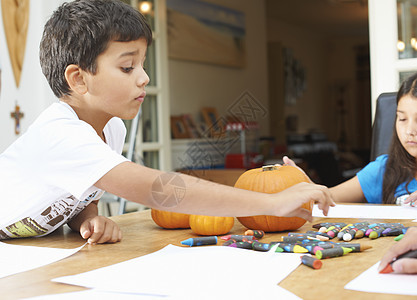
[370, 92, 397, 161]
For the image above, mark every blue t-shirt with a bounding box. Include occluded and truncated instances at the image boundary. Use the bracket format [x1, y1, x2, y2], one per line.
[357, 154, 417, 204]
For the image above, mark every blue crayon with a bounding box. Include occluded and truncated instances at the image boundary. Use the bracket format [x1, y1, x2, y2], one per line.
[251, 241, 271, 252]
[181, 236, 218, 247]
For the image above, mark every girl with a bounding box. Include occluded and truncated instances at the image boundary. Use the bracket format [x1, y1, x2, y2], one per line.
[287, 72, 417, 206]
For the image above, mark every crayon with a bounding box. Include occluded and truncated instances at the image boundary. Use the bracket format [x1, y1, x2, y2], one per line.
[222, 240, 235, 246]
[270, 241, 291, 248]
[333, 243, 372, 252]
[369, 227, 386, 239]
[315, 247, 352, 259]
[230, 235, 257, 242]
[312, 222, 346, 230]
[366, 225, 384, 237]
[245, 230, 265, 239]
[379, 249, 417, 274]
[275, 246, 284, 253]
[342, 224, 368, 241]
[326, 227, 341, 239]
[305, 231, 331, 239]
[251, 241, 271, 252]
[301, 255, 323, 269]
[281, 236, 318, 243]
[312, 246, 324, 254]
[337, 224, 353, 239]
[291, 232, 330, 241]
[181, 236, 218, 247]
[235, 241, 254, 249]
[304, 243, 333, 254]
[394, 234, 404, 241]
[354, 229, 365, 239]
[318, 227, 328, 233]
[284, 244, 308, 253]
[382, 227, 403, 236]
[220, 235, 232, 241]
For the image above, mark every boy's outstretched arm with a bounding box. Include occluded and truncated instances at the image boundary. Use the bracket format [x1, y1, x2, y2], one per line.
[95, 162, 335, 220]
[67, 201, 122, 244]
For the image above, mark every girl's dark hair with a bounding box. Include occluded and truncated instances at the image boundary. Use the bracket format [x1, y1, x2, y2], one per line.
[382, 72, 417, 203]
[39, 0, 152, 98]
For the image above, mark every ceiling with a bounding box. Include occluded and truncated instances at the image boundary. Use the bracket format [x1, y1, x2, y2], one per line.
[265, 0, 369, 37]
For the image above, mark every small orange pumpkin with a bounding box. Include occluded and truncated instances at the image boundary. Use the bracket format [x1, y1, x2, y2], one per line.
[234, 165, 312, 232]
[189, 215, 234, 236]
[151, 209, 190, 229]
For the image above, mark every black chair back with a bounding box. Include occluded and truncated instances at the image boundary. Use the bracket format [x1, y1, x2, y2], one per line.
[370, 92, 397, 161]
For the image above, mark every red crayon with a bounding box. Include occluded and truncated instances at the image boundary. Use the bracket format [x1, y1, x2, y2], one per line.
[380, 249, 417, 274]
[301, 255, 322, 269]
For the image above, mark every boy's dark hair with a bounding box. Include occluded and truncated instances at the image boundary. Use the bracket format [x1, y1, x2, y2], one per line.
[40, 0, 152, 98]
[383, 72, 417, 203]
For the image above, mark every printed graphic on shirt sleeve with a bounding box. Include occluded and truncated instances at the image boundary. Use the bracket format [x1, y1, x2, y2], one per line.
[5, 217, 48, 238]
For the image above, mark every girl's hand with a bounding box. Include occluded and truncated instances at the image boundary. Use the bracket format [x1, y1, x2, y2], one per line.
[378, 227, 417, 274]
[282, 156, 313, 183]
[404, 191, 417, 207]
[79, 215, 122, 244]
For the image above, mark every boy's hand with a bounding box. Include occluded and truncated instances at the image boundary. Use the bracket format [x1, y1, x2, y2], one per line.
[80, 215, 122, 244]
[273, 181, 335, 221]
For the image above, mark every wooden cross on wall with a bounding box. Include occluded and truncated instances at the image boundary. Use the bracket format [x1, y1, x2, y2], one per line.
[10, 104, 24, 135]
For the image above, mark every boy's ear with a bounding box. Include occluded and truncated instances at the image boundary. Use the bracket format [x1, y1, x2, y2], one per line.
[64, 64, 88, 95]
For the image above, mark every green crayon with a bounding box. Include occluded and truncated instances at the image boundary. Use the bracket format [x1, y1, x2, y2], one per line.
[394, 234, 404, 241]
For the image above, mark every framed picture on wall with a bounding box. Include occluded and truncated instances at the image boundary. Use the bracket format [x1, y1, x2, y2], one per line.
[201, 107, 225, 137]
[170, 115, 191, 139]
[182, 114, 200, 138]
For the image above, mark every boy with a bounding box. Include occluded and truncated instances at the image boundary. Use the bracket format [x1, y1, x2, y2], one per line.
[0, 0, 334, 244]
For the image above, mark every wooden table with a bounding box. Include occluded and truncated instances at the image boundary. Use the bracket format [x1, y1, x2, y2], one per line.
[2, 209, 416, 300]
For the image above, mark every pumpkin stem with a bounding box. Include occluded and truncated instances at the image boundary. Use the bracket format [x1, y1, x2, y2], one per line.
[262, 164, 280, 171]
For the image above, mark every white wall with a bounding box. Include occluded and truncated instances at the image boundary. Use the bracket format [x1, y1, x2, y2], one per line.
[0, 0, 63, 152]
[168, 0, 270, 137]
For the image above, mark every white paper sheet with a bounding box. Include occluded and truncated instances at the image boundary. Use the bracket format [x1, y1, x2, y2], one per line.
[345, 262, 417, 296]
[25, 286, 301, 300]
[313, 204, 417, 220]
[0, 241, 86, 279]
[53, 244, 302, 299]
[24, 289, 169, 299]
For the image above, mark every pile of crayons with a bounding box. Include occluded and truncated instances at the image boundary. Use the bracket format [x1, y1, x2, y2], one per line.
[180, 223, 408, 270]
[312, 221, 408, 241]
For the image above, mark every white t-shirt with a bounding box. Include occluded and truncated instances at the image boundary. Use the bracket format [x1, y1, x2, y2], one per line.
[0, 102, 128, 239]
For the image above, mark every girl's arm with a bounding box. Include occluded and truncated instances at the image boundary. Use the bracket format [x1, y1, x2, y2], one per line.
[283, 156, 365, 203]
[95, 161, 335, 221]
[329, 176, 366, 203]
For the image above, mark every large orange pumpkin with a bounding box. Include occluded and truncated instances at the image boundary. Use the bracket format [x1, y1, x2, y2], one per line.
[189, 215, 234, 236]
[234, 165, 313, 232]
[151, 209, 190, 229]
